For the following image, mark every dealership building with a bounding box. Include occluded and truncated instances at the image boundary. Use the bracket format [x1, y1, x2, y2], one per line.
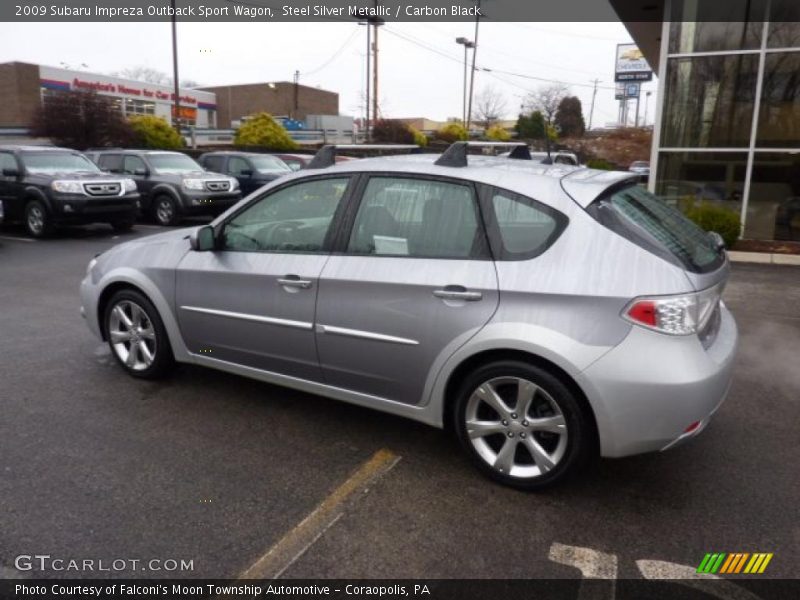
[0, 61, 341, 137]
[614, 0, 800, 245]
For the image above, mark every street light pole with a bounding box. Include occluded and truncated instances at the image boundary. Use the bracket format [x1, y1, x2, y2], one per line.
[465, 0, 481, 134]
[170, 0, 181, 134]
[456, 37, 474, 125]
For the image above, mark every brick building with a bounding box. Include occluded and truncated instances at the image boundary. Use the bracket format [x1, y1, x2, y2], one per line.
[198, 82, 339, 128]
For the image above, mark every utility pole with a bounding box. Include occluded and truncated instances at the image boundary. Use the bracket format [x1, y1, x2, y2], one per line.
[635, 92, 641, 127]
[293, 70, 299, 119]
[465, 0, 481, 133]
[170, 0, 181, 133]
[365, 23, 371, 140]
[372, 18, 382, 126]
[643, 90, 652, 127]
[588, 78, 600, 130]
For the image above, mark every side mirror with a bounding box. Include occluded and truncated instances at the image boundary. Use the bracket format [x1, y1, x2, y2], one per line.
[190, 225, 216, 251]
[2, 168, 20, 178]
[239, 169, 253, 177]
[134, 168, 148, 177]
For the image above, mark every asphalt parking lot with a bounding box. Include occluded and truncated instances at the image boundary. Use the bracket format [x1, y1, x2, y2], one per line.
[1, 223, 798, 582]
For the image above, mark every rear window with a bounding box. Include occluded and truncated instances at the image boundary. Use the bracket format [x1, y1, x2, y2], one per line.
[587, 184, 724, 274]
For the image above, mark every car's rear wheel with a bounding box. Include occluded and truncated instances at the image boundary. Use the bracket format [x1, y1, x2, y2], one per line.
[24, 199, 54, 238]
[104, 289, 175, 379]
[152, 195, 179, 226]
[453, 361, 592, 490]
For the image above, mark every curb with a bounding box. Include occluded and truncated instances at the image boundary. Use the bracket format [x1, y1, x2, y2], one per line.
[728, 251, 800, 266]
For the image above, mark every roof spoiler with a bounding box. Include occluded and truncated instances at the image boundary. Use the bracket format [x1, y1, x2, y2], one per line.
[307, 144, 419, 169]
[434, 141, 531, 168]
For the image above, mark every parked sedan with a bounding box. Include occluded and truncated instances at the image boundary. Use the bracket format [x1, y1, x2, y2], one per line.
[199, 151, 292, 196]
[80, 143, 737, 490]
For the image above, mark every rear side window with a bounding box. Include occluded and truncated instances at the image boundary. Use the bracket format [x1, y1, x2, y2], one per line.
[588, 184, 723, 273]
[97, 154, 122, 173]
[347, 177, 488, 259]
[489, 190, 567, 259]
[202, 155, 225, 173]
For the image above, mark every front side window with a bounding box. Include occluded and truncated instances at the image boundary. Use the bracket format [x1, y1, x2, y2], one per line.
[97, 154, 122, 172]
[20, 152, 100, 175]
[222, 177, 349, 253]
[0, 153, 18, 173]
[228, 157, 252, 176]
[348, 177, 486, 259]
[202, 155, 225, 173]
[490, 190, 566, 259]
[588, 184, 723, 273]
[122, 156, 147, 175]
[249, 155, 292, 174]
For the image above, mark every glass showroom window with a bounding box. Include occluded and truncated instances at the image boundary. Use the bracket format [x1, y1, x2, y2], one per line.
[745, 153, 800, 241]
[124, 99, 155, 116]
[661, 55, 758, 148]
[757, 51, 800, 148]
[656, 152, 748, 215]
[767, 1, 800, 48]
[668, 0, 764, 53]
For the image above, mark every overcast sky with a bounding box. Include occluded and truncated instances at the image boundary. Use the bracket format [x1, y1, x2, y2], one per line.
[0, 21, 658, 127]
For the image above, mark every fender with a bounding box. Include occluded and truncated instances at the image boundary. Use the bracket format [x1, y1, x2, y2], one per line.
[149, 183, 184, 209]
[96, 267, 193, 363]
[421, 321, 619, 428]
[22, 186, 52, 214]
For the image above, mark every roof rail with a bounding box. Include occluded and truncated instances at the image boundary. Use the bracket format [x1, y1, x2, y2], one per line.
[434, 141, 531, 168]
[307, 144, 419, 169]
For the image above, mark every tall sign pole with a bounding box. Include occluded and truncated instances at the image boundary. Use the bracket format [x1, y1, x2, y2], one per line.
[170, 0, 181, 133]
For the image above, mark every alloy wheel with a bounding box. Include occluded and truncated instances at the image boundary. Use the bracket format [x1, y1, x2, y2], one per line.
[27, 205, 44, 235]
[108, 300, 157, 371]
[156, 199, 175, 225]
[465, 376, 568, 479]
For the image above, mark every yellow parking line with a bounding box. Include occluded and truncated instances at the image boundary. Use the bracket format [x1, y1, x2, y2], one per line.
[238, 448, 400, 580]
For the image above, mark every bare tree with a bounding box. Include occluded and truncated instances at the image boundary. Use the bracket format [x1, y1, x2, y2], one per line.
[524, 83, 569, 129]
[111, 66, 200, 88]
[474, 86, 508, 128]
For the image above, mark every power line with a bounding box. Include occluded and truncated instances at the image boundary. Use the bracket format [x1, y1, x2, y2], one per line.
[301, 26, 361, 76]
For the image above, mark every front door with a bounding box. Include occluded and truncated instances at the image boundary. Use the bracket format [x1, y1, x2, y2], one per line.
[176, 175, 353, 381]
[315, 175, 499, 405]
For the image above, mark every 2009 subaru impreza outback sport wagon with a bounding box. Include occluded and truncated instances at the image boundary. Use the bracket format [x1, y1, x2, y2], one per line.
[80, 143, 738, 490]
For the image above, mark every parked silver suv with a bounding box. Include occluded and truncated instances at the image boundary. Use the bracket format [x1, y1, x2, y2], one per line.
[80, 143, 737, 489]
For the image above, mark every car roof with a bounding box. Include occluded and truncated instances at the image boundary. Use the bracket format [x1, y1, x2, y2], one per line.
[305, 153, 638, 209]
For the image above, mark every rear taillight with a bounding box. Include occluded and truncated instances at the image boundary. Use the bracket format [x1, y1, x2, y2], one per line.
[623, 284, 722, 336]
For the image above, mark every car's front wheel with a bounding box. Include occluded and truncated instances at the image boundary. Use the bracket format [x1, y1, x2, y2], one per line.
[152, 195, 179, 226]
[24, 199, 54, 238]
[453, 361, 593, 490]
[104, 289, 175, 379]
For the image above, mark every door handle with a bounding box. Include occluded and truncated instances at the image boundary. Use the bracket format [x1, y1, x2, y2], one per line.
[277, 276, 313, 289]
[433, 287, 482, 301]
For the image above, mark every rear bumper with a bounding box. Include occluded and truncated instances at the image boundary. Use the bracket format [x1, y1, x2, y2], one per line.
[578, 303, 738, 458]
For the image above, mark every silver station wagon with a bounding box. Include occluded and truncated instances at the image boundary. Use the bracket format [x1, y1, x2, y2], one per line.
[80, 143, 737, 489]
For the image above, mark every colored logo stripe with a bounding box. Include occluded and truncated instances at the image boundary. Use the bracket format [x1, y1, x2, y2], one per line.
[698, 552, 773, 574]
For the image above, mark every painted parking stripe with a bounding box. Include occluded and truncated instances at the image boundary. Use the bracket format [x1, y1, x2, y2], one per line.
[237, 448, 401, 580]
[637, 560, 762, 600]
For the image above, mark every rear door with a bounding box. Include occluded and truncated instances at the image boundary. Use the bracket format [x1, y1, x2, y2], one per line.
[175, 175, 354, 381]
[314, 174, 499, 405]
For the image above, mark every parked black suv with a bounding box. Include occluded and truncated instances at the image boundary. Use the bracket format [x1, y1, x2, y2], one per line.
[0, 146, 139, 238]
[198, 151, 292, 196]
[86, 150, 241, 226]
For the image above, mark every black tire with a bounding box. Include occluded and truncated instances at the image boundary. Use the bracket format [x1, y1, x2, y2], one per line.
[111, 220, 135, 232]
[24, 199, 55, 238]
[452, 360, 593, 490]
[151, 194, 180, 226]
[104, 289, 175, 379]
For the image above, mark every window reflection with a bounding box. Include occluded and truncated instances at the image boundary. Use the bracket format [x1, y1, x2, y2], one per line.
[662, 56, 757, 147]
[668, 0, 765, 53]
[768, 0, 800, 48]
[745, 153, 800, 241]
[757, 51, 800, 147]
